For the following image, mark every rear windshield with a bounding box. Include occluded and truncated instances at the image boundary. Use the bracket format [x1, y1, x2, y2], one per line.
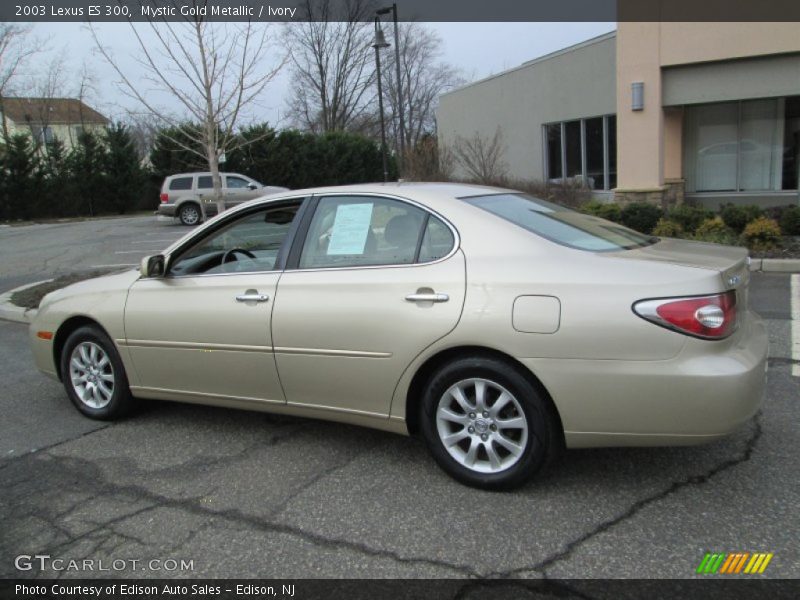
[462, 193, 657, 252]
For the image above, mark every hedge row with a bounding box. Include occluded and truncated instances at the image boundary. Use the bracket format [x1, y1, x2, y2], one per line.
[1, 124, 396, 221]
[150, 125, 396, 192]
[581, 200, 800, 251]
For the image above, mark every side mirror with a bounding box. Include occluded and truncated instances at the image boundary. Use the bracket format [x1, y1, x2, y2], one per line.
[247, 183, 258, 190]
[140, 254, 166, 278]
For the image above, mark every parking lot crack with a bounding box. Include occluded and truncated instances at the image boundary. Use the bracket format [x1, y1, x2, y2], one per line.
[486, 413, 763, 580]
[10, 451, 481, 578]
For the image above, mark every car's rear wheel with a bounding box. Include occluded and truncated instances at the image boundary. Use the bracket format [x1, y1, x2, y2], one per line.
[60, 325, 134, 420]
[178, 203, 201, 226]
[420, 357, 557, 490]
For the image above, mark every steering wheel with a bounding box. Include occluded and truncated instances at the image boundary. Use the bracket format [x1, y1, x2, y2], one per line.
[221, 248, 256, 264]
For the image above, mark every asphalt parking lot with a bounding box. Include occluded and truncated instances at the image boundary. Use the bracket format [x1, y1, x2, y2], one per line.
[0, 216, 798, 580]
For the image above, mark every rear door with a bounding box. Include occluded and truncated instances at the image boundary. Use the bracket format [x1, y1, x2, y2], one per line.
[271, 193, 466, 417]
[196, 175, 218, 216]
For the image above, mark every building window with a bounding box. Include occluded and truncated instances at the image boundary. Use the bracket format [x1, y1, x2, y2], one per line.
[684, 96, 799, 193]
[607, 115, 617, 189]
[545, 124, 562, 180]
[543, 115, 617, 191]
[585, 117, 604, 190]
[30, 125, 55, 144]
[564, 120, 582, 178]
[782, 97, 800, 191]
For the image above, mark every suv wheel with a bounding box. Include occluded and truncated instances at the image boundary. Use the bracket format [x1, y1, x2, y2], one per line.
[178, 203, 201, 226]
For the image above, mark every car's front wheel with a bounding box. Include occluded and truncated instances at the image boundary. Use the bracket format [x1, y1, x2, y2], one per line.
[60, 325, 134, 420]
[420, 357, 559, 490]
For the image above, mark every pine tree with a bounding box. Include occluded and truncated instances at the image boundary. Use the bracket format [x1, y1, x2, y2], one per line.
[67, 131, 107, 217]
[104, 123, 146, 214]
[0, 134, 41, 220]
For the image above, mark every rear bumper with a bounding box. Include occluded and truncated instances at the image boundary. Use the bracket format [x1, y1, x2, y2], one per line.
[521, 311, 768, 448]
[157, 204, 176, 217]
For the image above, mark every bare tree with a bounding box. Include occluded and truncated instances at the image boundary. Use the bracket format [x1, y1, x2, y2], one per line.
[122, 111, 166, 163]
[381, 23, 464, 152]
[91, 4, 286, 215]
[403, 134, 455, 181]
[284, 0, 377, 133]
[452, 128, 508, 184]
[0, 24, 42, 141]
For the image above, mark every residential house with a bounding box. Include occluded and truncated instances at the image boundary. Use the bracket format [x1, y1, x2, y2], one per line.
[0, 97, 110, 150]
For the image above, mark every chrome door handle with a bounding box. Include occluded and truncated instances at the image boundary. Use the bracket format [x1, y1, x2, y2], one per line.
[405, 292, 449, 303]
[236, 293, 269, 303]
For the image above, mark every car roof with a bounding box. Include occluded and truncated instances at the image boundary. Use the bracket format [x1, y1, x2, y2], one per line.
[165, 172, 247, 178]
[268, 181, 514, 200]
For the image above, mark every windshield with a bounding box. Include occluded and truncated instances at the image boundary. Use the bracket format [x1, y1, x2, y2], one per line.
[462, 193, 657, 252]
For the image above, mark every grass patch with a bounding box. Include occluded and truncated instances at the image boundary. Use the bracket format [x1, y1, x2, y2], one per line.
[11, 269, 126, 310]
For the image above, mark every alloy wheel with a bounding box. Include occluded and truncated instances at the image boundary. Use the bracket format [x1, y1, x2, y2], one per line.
[435, 378, 528, 474]
[69, 341, 115, 409]
[181, 205, 200, 225]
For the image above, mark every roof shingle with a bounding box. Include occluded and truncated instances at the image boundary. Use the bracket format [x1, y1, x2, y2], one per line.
[0, 97, 109, 125]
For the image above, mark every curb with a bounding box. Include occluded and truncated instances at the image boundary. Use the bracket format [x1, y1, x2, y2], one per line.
[749, 258, 800, 273]
[758, 259, 800, 273]
[0, 280, 49, 324]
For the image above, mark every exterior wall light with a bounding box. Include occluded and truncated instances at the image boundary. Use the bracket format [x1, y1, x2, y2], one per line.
[632, 82, 644, 111]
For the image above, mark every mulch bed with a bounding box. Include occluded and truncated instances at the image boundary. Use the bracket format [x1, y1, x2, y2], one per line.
[748, 236, 800, 259]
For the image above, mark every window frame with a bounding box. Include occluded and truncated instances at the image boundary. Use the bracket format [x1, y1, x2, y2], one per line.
[164, 196, 311, 279]
[225, 175, 253, 189]
[169, 176, 195, 192]
[542, 114, 616, 191]
[684, 97, 797, 193]
[284, 193, 460, 272]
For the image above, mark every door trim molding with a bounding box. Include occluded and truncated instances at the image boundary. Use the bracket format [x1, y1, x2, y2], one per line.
[118, 339, 274, 353]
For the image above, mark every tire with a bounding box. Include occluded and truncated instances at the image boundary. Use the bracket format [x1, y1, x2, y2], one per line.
[60, 325, 134, 420]
[420, 356, 559, 490]
[178, 203, 201, 226]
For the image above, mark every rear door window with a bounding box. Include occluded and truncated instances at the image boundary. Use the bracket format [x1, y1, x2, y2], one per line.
[197, 176, 213, 189]
[299, 196, 448, 269]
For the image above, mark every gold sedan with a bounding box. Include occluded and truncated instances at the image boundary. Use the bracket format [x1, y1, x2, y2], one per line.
[29, 183, 767, 489]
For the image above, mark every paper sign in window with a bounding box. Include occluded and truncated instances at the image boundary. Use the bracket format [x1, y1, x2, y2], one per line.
[327, 203, 374, 255]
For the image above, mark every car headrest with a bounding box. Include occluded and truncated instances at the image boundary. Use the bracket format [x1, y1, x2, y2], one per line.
[384, 215, 420, 248]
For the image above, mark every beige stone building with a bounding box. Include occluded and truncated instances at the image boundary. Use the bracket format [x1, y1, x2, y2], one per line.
[438, 23, 800, 209]
[1, 97, 109, 151]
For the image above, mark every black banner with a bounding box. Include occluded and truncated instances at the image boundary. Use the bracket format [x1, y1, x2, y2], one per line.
[2, 579, 800, 600]
[3, 0, 800, 22]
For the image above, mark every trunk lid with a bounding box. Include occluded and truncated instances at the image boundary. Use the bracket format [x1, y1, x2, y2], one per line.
[606, 237, 751, 308]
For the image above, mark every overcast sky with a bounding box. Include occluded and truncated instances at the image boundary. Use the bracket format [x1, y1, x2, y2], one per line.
[25, 21, 615, 127]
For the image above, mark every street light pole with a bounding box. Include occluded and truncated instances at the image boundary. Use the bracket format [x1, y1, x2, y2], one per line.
[377, 4, 405, 177]
[373, 18, 390, 183]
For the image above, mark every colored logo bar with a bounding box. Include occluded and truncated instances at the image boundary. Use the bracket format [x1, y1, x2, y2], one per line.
[696, 552, 773, 574]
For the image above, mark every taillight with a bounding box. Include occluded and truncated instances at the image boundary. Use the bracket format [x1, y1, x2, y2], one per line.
[633, 291, 737, 340]
[160, 193, 169, 203]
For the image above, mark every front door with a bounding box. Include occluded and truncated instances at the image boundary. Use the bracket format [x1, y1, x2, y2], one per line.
[124, 200, 303, 404]
[271, 194, 465, 417]
[225, 174, 262, 208]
